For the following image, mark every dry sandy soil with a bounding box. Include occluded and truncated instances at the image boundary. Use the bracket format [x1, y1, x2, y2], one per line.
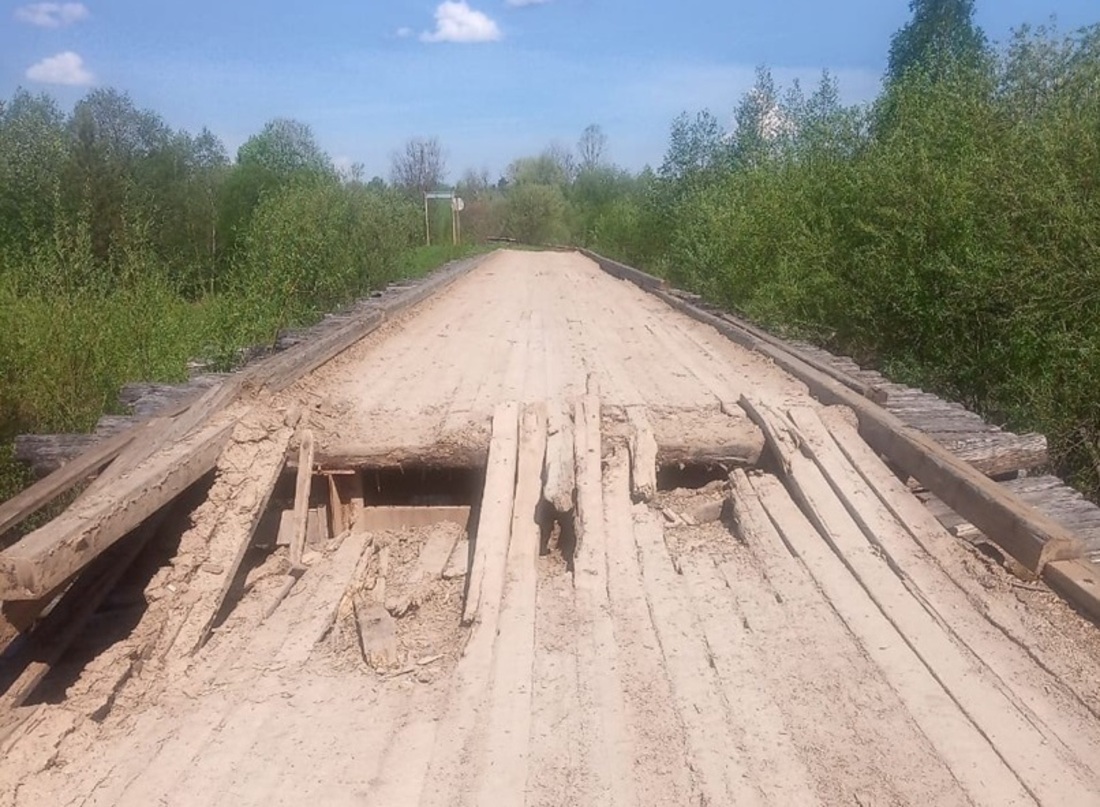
[3, 250, 1100, 806]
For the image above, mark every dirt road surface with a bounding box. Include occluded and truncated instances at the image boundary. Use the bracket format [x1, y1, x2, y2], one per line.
[4, 250, 1100, 806]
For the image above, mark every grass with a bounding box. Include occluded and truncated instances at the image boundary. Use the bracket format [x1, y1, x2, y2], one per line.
[0, 242, 493, 515]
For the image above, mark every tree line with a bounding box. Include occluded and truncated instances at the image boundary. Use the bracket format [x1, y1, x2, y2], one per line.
[565, 1, 1100, 498]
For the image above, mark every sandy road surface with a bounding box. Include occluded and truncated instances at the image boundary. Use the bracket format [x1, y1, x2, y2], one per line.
[4, 250, 1100, 806]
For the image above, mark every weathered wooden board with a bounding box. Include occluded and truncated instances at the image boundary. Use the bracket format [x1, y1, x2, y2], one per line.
[0, 418, 235, 600]
[462, 402, 520, 625]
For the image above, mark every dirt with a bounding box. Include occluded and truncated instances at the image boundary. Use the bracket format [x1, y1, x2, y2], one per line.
[4, 250, 1100, 805]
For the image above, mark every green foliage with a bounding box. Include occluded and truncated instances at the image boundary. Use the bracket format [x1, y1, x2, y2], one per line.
[0, 91, 427, 506]
[887, 0, 989, 84]
[592, 22, 1100, 498]
[502, 183, 570, 245]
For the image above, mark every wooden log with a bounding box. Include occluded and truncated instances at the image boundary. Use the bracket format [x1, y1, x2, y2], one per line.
[0, 418, 235, 600]
[313, 439, 759, 473]
[289, 430, 315, 570]
[462, 402, 520, 625]
[626, 406, 658, 502]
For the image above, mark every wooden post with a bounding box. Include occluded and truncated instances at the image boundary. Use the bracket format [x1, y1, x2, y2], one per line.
[290, 430, 315, 570]
[424, 193, 431, 246]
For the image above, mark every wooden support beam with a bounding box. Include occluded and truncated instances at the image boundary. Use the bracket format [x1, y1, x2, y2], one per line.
[462, 402, 520, 626]
[290, 430, 315, 571]
[0, 418, 235, 600]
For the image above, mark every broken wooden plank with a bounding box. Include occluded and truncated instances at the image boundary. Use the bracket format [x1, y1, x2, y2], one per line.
[170, 425, 292, 656]
[626, 406, 658, 502]
[542, 402, 575, 514]
[462, 401, 520, 625]
[289, 430, 315, 570]
[0, 510, 166, 709]
[0, 417, 235, 600]
[733, 367, 1081, 574]
[573, 392, 604, 578]
[476, 401, 547, 803]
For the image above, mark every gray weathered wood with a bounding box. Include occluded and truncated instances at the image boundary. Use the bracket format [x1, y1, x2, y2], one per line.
[0, 418, 234, 600]
[290, 430, 315, 570]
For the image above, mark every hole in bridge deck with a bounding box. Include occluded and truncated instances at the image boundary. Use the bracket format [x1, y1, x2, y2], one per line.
[657, 463, 732, 492]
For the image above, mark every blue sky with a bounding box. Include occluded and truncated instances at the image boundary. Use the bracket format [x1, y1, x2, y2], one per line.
[2, 1, 1097, 180]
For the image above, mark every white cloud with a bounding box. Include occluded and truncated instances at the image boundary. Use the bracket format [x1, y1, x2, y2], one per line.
[395, 26, 413, 38]
[505, 0, 550, 6]
[420, 1, 501, 44]
[25, 51, 94, 85]
[14, 2, 89, 28]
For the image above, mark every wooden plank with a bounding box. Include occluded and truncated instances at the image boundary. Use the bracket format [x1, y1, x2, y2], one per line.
[0, 418, 235, 600]
[626, 406, 658, 502]
[1044, 560, 1100, 623]
[578, 248, 669, 292]
[462, 401, 520, 625]
[738, 392, 1079, 573]
[306, 505, 329, 548]
[0, 511, 165, 709]
[741, 472, 1035, 806]
[356, 506, 471, 532]
[769, 405, 1100, 803]
[542, 402, 575, 514]
[0, 427, 142, 538]
[474, 402, 547, 804]
[289, 430, 315, 570]
[716, 311, 888, 405]
[327, 474, 349, 535]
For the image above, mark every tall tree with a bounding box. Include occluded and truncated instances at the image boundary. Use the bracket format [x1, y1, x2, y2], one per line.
[730, 66, 785, 168]
[577, 124, 608, 173]
[237, 118, 332, 177]
[887, 0, 988, 83]
[390, 137, 446, 197]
